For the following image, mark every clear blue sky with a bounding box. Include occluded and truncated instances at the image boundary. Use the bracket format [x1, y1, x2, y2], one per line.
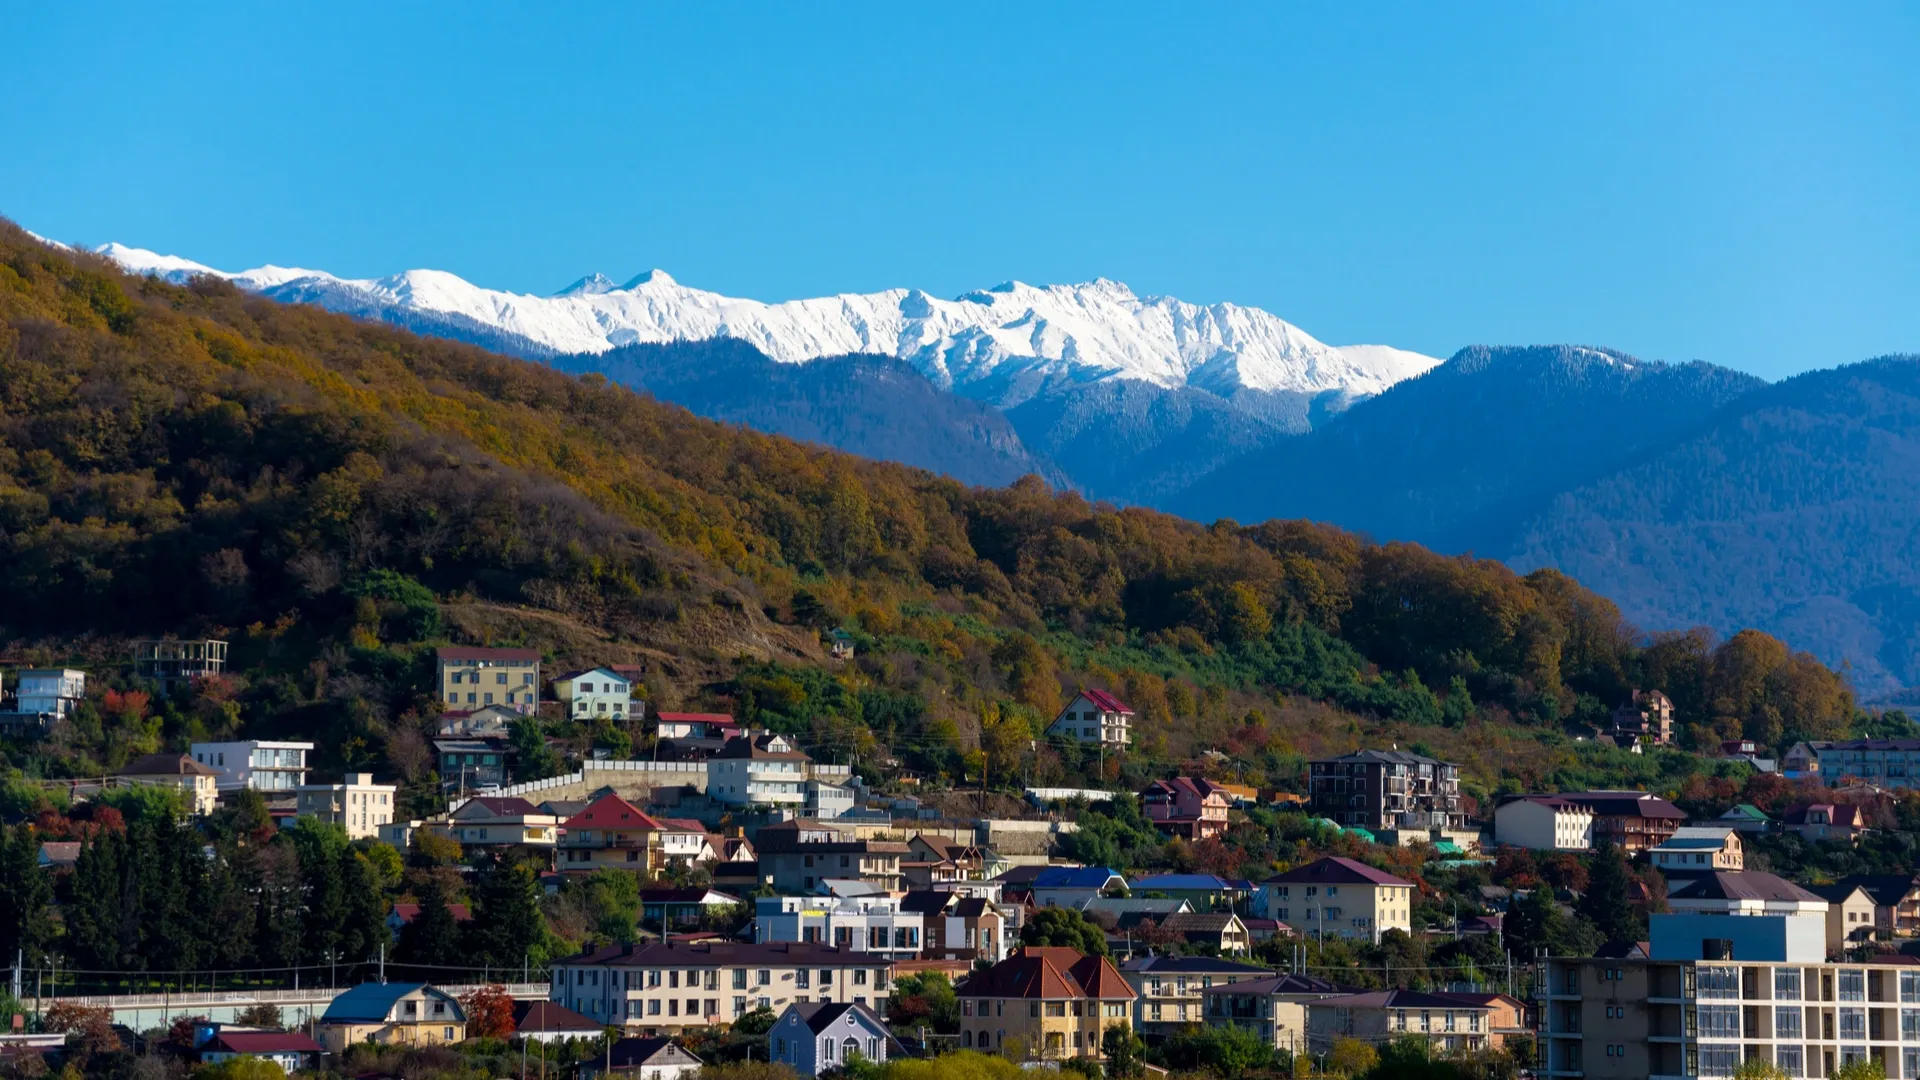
[6, 3, 1916, 379]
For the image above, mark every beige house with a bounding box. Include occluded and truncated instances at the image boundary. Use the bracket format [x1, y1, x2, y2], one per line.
[316, 982, 466, 1052]
[296, 773, 397, 839]
[957, 947, 1136, 1061]
[118, 752, 220, 815]
[1808, 883, 1880, 951]
[559, 793, 664, 875]
[551, 941, 896, 1035]
[1492, 796, 1595, 851]
[1305, 989, 1499, 1054]
[1119, 955, 1273, 1039]
[1201, 973, 1362, 1053]
[436, 646, 540, 714]
[1260, 857, 1415, 943]
[1648, 825, 1743, 872]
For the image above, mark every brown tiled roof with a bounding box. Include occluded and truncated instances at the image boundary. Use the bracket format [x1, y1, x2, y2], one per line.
[1263, 856, 1413, 888]
[1670, 872, 1824, 904]
[957, 947, 1135, 1001]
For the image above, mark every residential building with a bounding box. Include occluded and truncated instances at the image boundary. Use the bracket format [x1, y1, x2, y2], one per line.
[437, 704, 520, 738]
[436, 646, 541, 714]
[1032, 867, 1127, 908]
[513, 1001, 607, 1045]
[1307, 749, 1467, 834]
[198, 1032, 323, 1072]
[296, 773, 397, 839]
[1150, 913, 1252, 955]
[754, 895, 924, 959]
[903, 834, 989, 888]
[1139, 778, 1231, 841]
[806, 780, 855, 820]
[36, 842, 79, 871]
[1606, 689, 1675, 751]
[956, 947, 1136, 1061]
[559, 794, 664, 874]
[582, 1036, 703, 1080]
[755, 821, 907, 894]
[1043, 690, 1133, 748]
[1492, 796, 1595, 851]
[1127, 873, 1252, 910]
[900, 891, 1009, 963]
[657, 818, 720, 865]
[1782, 802, 1871, 844]
[15, 668, 85, 718]
[550, 942, 896, 1034]
[1536, 911, 1920, 1080]
[1306, 989, 1500, 1053]
[1801, 738, 1920, 790]
[655, 713, 741, 741]
[385, 902, 473, 941]
[1718, 803, 1774, 834]
[707, 732, 809, 808]
[1080, 897, 1193, 923]
[644, 888, 744, 930]
[770, 1002, 900, 1077]
[1648, 825, 1744, 876]
[131, 639, 226, 693]
[119, 752, 220, 815]
[435, 736, 514, 791]
[189, 740, 313, 793]
[1805, 884, 1880, 951]
[1551, 791, 1687, 853]
[1259, 857, 1416, 943]
[1666, 871, 1828, 918]
[316, 983, 466, 1052]
[436, 796, 560, 849]
[1200, 973, 1354, 1053]
[1120, 955, 1273, 1038]
[1831, 875, 1920, 938]
[553, 668, 635, 722]
[1783, 741, 1828, 781]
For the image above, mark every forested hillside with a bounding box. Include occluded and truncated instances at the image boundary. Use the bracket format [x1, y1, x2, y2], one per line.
[0, 222, 1869, 811]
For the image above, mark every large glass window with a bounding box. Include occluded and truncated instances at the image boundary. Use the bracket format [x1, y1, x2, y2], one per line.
[1775, 1007, 1804, 1040]
[1777, 1046, 1803, 1078]
[1700, 1047, 1741, 1076]
[1841, 970, 1867, 1002]
[1776, 968, 1803, 1001]
[1904, 1049, 1920, 1080]
[1904, 972, 1920, 1004]
[1840, 1008, 1866, 1040]
[1699, 966, 1740, 999]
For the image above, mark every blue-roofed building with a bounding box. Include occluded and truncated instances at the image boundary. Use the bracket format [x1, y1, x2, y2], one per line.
[316, 982, 467, 1053]
[1127, 873, 1253, 911]
[1031, 867, 1127, 908]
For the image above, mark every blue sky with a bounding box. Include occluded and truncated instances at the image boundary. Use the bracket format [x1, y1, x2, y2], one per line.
[5, 3, 1916, 379]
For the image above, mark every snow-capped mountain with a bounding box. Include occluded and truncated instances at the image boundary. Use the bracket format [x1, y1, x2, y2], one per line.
[94, 242, 1438, 399]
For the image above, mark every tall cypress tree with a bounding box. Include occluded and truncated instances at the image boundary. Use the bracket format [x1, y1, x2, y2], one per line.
[1578, 842, 1639, 943]
[467, 858, 547, 969]
[397, 878, 463, 970]
[338, 851, 389, 966]
[0, 827, 54, 965]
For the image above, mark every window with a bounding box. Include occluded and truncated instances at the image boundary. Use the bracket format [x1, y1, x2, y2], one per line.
[758, 970, 772, 986]
[1699, 1047, 1740, 1077]
[1841, 969, 1866, 1002]
[1775, 1007, 1803, 1040]
[1903, 971, 1920, 1004]
[734, 997, 747, 1015]
[1840, 1008, 1866, 1041]
[1697, 1005, 1740, 1038]
[1904, 1009, 1920, 1042]
[1903, 1050, 1920, 1080]
[797, 970, 810, 989]
[1777, 968, 1803, 1001]
[732, 970, 747, 989]
[1698, 966, 1740, 999]
[1777, 1047, 1804, 1078]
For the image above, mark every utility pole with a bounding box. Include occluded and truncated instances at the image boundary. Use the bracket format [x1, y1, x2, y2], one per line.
[379, 944, 386, 984]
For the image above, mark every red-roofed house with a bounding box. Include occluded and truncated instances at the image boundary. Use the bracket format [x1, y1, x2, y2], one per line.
[1140, 777, 1232, 840]
[1259, 857, 1416, 943]
[1046, 691, 1133, 748]
[957, 947, 1136, 1061]
[561, 793, 666, 874]
[1781, 802, 1871, 844]
[385, 902, 475, 939]
[199, 1031, 324, 1072]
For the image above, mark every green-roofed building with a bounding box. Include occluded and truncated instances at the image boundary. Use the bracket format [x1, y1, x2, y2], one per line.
[1717, 803, 1773, 834]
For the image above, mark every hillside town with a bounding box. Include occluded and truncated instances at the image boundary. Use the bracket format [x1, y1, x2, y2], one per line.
[3, 648, 1919, 1080]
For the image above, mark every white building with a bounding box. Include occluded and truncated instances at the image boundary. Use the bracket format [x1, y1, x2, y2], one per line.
[1666, 871, 1830, 918]
[708, 732, 810, 807]
[296, 773, 397, 839]
[807, 780, 856, 819]
[1649, 825, 1744, 874]
[191, 740, 315, 792]
[1492, 795, 1595, 851]
[552, 668, 635, 723]
[754, 895, 925, 960]
[15, 668, 85, 717]
[1044, 690, 1133, 747]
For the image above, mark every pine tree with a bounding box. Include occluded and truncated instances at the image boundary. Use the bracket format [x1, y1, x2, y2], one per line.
[0, 827, 54, 965]
[1578, 843, 1639, 943]
[397, 879, 463, 970]
[467, 858, 548, 969]
[338, 852, 389, 967]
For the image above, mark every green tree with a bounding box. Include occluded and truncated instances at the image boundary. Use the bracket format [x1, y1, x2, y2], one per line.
[0, 826, 55, 965]
[1577, 843, 1638, 942]
[396, 878, 464, 968]
[1830, 1059, 1886, 1080]
[1019, 907, 1108, 956]
[509, 718, 564, 783]
[468, 857, 554, 967]
[1102, 1023, 1145, 1079]
[887, 971, 959, 1033]
[1503, 885, 1599, 959]
[579, 869, 642, 944]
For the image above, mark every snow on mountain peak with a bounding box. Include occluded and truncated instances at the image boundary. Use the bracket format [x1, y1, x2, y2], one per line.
[90, 241, 1440, 400]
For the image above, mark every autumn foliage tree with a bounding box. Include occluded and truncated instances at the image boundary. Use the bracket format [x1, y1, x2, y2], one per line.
[460, 984, 516, 1039]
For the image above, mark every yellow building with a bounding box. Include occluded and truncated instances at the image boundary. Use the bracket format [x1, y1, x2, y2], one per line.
[316, 983, 466, 1052]
[118, 753, 220, 816]
[296, 772, 397, 839]
[1259, 856, 1416, 943]
[559, 792, 664, 874]
[436, 646, 541, 713]
[957, 947, 1136, 1061]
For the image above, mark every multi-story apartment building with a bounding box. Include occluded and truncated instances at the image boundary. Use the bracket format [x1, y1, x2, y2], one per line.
[1798, 739, 1920, 790]
[295, 773, 397, 839]
[550, 942, 895, 1035]
[708, 732, 810, 808]
[1305, 988, 1503, 1054]
[1119, 955, 1273, 1039]
[1139, 777, 1232, 840]
[559, 793, 664, 874]
[436, 646, 541, 714]
[754, 895, 925, 960]
[1539, 911, 1920, 1080]
[1259, 857, 1416, 943]
[956, 947, 1136, 1061]
[1043, 690, 1133, 748]
[754, 821, 907, 894]
[1553, 791, 1688, 853]
[1606, 689, 1676, 751]
[190, 739, 314, 792]
[1493, 795, 1596, 851]
[1200, 973, 1355, 1053]
[1307, 749, 1466, 834]
[14, 668, 86, 717]
[901, 891, 1010, 963]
